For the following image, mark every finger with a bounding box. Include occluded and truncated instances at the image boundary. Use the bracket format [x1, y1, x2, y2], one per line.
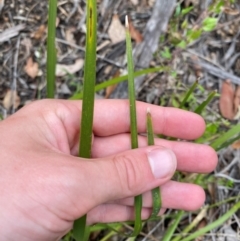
[59, 146, 177, 219]
[27, 99, 205, 143]
[111, 181, 205, 211]
[92, 134, 218, 173]
[87, 204, 166, 224]
[92, 100, 205, 139]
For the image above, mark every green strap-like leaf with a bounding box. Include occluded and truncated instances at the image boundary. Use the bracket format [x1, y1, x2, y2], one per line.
[46, 0, 57, 98]
[70, 66, 168, 100]
[162, 210, 185, 241]
[179, 80, 198, 109]
[194, 91, 216, 114]
[126, 16, 143, 237]
[211, 124, 240, 150]
[147, 109, 162, 218]
[73, 0, 97, 240]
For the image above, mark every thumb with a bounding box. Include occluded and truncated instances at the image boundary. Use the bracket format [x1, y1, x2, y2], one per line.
[74, 146, 177, 208]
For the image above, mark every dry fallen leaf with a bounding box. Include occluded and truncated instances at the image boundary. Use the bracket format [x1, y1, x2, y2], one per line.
[56, 59, 84, 77]
[148, 0, 156, 7]
[196, 219, 207, 241]
[0, 25, 25, 43]
[128, 18, 143, 44]
[105, 70, 120, 99]
[3, 90, 20, 110]
[108, 14, 126, 44]
[223, 7, 240, 15]
[219, 80, 235, 120]
[130, 0, 139, 5]
[0, 0, 4, 13]
[55, 17, 60, 27]
[65, 27, 76, 45]
[190, 55, 203, 78]
[231, 140, 240, 149]
[21, 38, 32, 56]
[105, 84, 117, 99]
[32, 25, 46, 40]
[24, 57, 39, 79]
[233, 85, 240, 114]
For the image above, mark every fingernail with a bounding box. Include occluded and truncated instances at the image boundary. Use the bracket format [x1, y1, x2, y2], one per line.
[148, 148, 177, 179]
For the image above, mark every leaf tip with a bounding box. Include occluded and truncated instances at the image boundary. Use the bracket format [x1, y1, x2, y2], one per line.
[125, 15, 129, 29]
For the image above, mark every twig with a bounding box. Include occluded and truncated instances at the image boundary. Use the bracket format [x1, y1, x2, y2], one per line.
[219, 156, 239, 174]
[66, 0, 79, 22]
[223, 30, 240, 62]
[13, 16, 36, 22]
[56, 38, 123, 68]
[188, 59, 240, 85]
[12, 36, 20, 114]
[215, 173, 240, 184]
[0, 25, 25, 43]
[77, 10, 86, 30]
[216, 15, 240, 30]
[122, 223, 160, 241]
[142, 218, 165, 241]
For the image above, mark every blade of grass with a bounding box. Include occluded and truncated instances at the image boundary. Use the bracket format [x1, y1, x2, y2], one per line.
[162, 210, 185, 241]
[72, 0, 97, 240]
[46, 0, 57, 98]
[172, 206, 208, 241]
[194, 91, 216, 114]
[70, 66, 168, 100]
[210, 124, 240, 150]
[180, 201, 240, 241]
[215, 133, 240, 151]
[179, 80, 198, 109]
[147, 109, 162, 218]
[126, 15, 142, 237]
[167, 81, 199, 141]
[99, 225, 123, 241]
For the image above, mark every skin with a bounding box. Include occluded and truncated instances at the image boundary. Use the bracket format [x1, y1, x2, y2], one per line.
[0, 99, 218, 241]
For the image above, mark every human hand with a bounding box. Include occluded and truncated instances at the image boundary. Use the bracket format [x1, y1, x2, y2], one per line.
[0, 99, 217, 241]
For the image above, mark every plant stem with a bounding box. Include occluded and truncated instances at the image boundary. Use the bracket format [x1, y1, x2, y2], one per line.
[126, 15, 142, 236]
[179, 80, 198, 109]
[46, 0, 57, 98]
[162, 210, 185, 241]
[147, 109, 162, 218]
[194, 91, 216, 114]
[70, 66, 168, 100]
[73, 0, 97, 240]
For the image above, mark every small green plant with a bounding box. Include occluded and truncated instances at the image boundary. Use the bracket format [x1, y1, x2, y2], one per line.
[167, 0, 224, 49]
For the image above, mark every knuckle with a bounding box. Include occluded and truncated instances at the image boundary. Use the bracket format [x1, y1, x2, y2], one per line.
[112, 154, 141, 195]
